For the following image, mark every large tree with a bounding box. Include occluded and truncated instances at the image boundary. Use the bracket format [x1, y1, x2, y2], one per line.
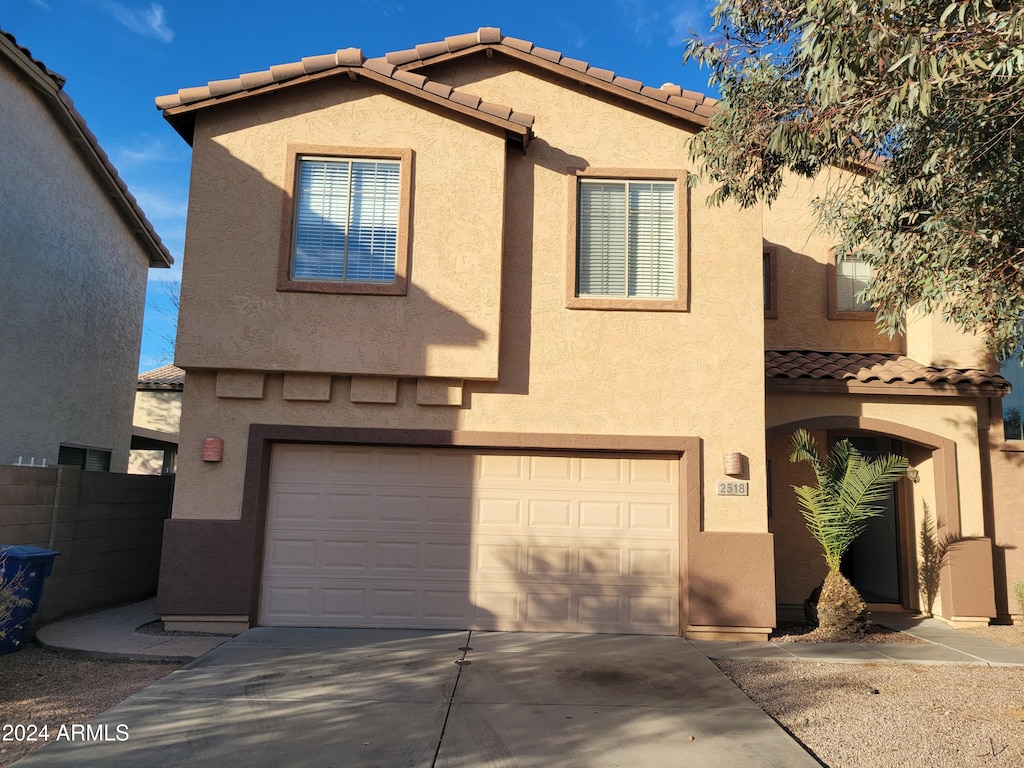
[685, 1, 1024, 358]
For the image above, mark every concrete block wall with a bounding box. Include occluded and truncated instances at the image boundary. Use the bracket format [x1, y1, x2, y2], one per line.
[0, 465, 172, 622]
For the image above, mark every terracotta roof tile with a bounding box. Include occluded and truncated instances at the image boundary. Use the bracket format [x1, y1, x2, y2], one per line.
[478, 27, 502, 44]
[422, 80, 453, 98]
[765, 351, 1010, 392]
[531, 45, 563, 63]
[335, 47, 364, 67]
[1, 29, 171, 267]
[585, 66, 615, 82]
[178, 85, 212, 105]
[448, 89, 481, 109]
[239, 70, 275, 89]
[612, 75, 643, 93]
[668, 95, 698, 112]
[445, 32, 479, 52]
[391, 69, 427, 89]
[641, 85, 670, 102]
[269, 61, 306, 81]
[509, 110, 535, 127]
[157, 26, 724, 144]
[208, 78, 242, 97]
[386, 47, 420, 66]
[415, 40, 448, 59]
[380, 28, 718, 125]
[478, 100, 512, 120]
[559, 56, 589, 73]
[361, 57, 397, 77]
[302, 53, 338, 74]
[502, 36, 535, 53]
[138, 364, 186, 387]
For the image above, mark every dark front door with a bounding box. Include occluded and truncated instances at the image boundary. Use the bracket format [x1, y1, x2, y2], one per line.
[840, 436, 901, 603]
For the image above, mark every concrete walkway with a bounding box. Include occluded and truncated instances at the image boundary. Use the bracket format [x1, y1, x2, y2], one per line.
[34, 600, 1024, 667]
[692, 613, 1024, 667]
[35, 599, 229, 662]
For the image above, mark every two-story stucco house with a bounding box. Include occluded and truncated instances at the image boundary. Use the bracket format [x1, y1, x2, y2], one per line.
[154, 28, 1020, 638]
[0, 30, 173, 473]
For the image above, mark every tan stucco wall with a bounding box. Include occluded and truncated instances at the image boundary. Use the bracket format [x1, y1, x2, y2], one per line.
[984, 402, 1024, 619]
[132, 390, 183, 434]
[176, 81, 507, 380]
[0, 58, 149, 472]
[171, 59, 769, 537]
[763, 171, 901, 353]
[905, 308, 992, 370]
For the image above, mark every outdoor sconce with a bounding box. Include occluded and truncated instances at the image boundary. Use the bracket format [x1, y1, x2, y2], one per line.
[906, 468, 920, 483]
[724, 452, 745, 477]
[202, 437, 224, 463]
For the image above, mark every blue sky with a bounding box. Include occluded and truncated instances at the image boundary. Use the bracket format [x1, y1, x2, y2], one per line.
[1, 0, 718, 371]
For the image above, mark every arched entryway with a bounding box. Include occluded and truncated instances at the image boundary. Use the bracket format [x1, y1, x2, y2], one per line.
[766, 416, 961, 616]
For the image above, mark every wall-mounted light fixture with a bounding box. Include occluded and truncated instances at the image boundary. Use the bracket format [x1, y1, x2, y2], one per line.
[724, 452, 745, 477]
[906, 468, 920, 483]
[202, 437, 224, 463]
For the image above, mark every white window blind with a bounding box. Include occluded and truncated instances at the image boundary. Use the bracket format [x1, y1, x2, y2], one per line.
[577, 179, 675, 299]
[836, 253, 872, 312]
[293, 157, 400, 283]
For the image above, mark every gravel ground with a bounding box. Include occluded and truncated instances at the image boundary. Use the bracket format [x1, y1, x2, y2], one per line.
[718, 624, 1024, 768]
[0, 645, 179, 767]
[717, 660, 1024, 768]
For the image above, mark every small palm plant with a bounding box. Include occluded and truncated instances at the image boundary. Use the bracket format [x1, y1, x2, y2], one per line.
[789, 429, 909, 638]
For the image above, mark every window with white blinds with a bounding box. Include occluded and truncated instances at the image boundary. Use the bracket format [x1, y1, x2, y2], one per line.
[835, 253, 872, 312]
[577, 179, 676, 299]
[292, 157, 401, 283]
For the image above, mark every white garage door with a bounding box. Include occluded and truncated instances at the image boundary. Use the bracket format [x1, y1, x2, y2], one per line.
[260, 444, 681, 634]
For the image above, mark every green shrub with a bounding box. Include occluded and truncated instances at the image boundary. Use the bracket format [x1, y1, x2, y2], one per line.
[1013, 580, 1024, 618]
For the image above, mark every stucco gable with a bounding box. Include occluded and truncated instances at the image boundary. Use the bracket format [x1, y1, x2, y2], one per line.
[0, 29, 173, 268]
[393, 28, 718, 128]
[156, 47, 534, 148]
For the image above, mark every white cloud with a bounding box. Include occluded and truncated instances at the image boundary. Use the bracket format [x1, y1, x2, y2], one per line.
[30, 0, 51, 9]
[615, 0, 716, 47]
[105, 2, 174, 43]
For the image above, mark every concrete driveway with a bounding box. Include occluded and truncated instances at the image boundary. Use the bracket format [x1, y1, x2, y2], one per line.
[16, 628, 821, 767]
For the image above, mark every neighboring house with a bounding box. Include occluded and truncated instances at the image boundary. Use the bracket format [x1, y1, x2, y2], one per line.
[0, 31, 173, 473]
[154, 28, 1017, 638]
[129, 364, 184, 475]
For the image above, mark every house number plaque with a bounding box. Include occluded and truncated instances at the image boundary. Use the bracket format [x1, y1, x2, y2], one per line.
[716, 481, 749, 496]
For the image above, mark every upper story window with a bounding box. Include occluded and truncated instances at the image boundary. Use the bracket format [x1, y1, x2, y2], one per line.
[278, 146, 412, 296]
[1001, 349, 1024, 441]
[828, 252, 875, 320]
[566, 169, 688, 311]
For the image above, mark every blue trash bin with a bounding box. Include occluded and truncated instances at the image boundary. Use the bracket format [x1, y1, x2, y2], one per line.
[0, 545, 60, 654]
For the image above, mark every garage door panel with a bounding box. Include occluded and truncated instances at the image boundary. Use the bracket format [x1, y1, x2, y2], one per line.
[261, 444, 681, 634]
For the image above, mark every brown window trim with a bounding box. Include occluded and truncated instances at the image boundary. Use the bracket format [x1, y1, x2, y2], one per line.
[826, 257, 875, 321]
[565, 167, 689, 312]
[277, 144, 413, 296]
[763, 246, 778, 319]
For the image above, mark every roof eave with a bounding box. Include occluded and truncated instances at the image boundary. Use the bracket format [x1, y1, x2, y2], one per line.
[400, 43, 712, 129]
[161, 66, 532, 148]
[1, 34, 173, 268]
[766, 378, 1009, 398]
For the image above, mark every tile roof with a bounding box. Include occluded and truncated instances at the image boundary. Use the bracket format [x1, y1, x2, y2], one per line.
[155, 28, 719, 143]
[392, 27, 718, 125]
[1, 29, 173, 268]
[155, 41, 534, 146]
[766, 351, 1009, 395]
[138, 364, 185, 388]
